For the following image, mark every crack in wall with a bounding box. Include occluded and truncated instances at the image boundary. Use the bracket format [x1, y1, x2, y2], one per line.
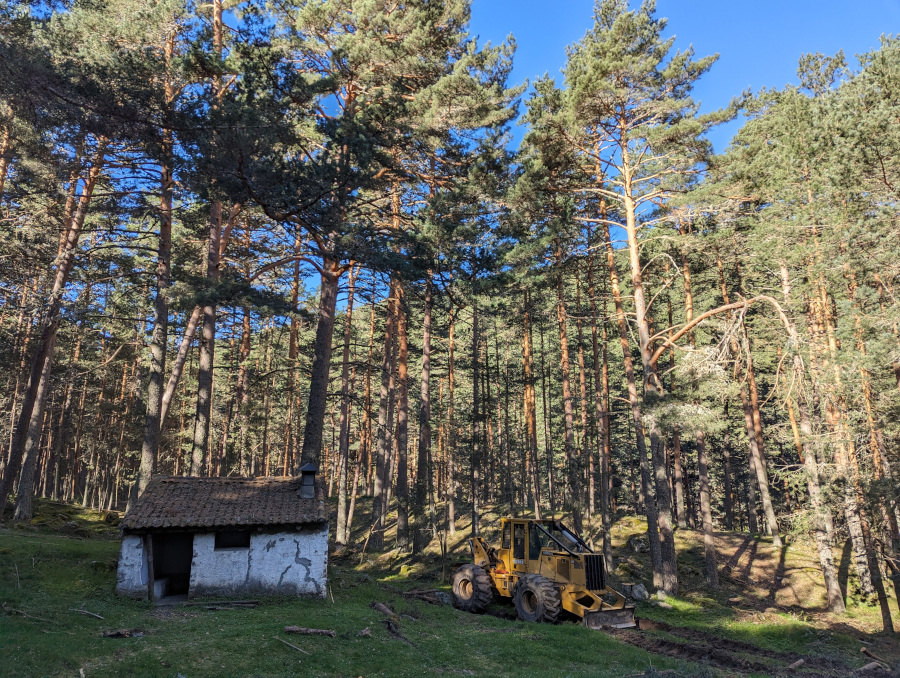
[277, 561, 292, 588]
[294, 540, 321, 595]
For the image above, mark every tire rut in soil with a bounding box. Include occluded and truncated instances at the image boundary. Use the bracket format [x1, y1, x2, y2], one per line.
[609, 628, 774, 674]
[607, 621, 852, 676]
[652, 622, 848, 674]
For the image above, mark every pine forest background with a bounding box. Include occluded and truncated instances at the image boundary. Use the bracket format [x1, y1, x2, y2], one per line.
[1, 0, 900, 631]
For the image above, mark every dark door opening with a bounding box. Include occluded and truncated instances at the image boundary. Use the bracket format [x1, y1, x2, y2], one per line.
[152, 532, 193, 597]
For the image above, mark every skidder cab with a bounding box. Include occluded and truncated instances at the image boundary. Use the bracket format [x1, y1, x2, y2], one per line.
[452, 518, 636, 628]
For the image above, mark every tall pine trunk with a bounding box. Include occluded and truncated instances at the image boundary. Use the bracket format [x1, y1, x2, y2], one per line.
[696, 432, 718, 587]
[299, 259, 343, 469]
[603, 224, 663, 588]
[777, 262, 845, 611]
[413, 279, 433, 552]
[470, 301, 481, 536]
[620, 150, 677, 594]
[136, 35, 176, 498]
[554, 245, 580, 532]
[336, 267, 359, 544]
[575, 274, 592, 522]
[586, 228, 613, 570]
[521, 290, 541, 519]
[371, 279, 398, 550]
[395, 284, 410, 548]
[190, 203, 222, 475]
[447, 306, 457, 534]
[717, 252, 780, 544]
[5, 141, 106, 520]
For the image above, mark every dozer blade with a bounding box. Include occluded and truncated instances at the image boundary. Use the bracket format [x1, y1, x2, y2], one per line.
[583, 607, 637, 629]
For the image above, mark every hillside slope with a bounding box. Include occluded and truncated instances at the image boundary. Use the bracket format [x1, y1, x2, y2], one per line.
[1, 498, 897, 677]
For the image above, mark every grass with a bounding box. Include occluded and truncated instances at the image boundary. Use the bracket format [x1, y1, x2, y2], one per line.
[1, 501, 697, 678]
[2, 497, 898, 677]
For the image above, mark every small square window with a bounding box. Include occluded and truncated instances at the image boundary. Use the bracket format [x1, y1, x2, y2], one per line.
[214, 530, 251, 549]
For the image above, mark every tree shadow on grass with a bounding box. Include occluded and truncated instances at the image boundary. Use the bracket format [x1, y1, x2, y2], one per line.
[839, 537, 852, 605]
[767, 543, 788, 601]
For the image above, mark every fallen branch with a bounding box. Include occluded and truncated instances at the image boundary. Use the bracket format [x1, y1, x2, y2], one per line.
[273, 636, 309, 655]
[72, 609, 104, 619]
[374, 581, 445, 604]
[358, 521, 379, 565]
[376, 581, 439, 596]
[379, 582, 440, 598]
[181, 600, 258, 607]
[284, 626, 335, 637]
[382, 618, 413, 646]
[2, 603, 50, 623]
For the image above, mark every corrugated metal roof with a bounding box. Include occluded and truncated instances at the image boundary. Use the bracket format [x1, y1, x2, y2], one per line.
[120, 475, 326, 531]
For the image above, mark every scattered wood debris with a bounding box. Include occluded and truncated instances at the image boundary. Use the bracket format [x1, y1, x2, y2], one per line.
[861, 647, 891, 670]
[72, 609, 104, 619]
[356, 627, 371, 638]
[284, 626, 335, 637]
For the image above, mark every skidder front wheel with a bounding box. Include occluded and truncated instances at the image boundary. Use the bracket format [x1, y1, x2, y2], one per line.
[452, 564, 492, 613]
[513, 574, 561, 623]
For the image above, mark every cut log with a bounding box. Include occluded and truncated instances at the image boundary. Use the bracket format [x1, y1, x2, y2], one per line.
[371, 602, 397, 618]
[857, 661, 888, 673]
[859, 647, 891, 671]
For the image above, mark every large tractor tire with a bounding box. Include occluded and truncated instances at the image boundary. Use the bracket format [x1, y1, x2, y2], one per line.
[452, 564, 493, 612]
[513, 574, 561, 623]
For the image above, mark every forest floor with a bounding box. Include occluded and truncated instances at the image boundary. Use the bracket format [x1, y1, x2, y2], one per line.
[0, 497, 898, 677]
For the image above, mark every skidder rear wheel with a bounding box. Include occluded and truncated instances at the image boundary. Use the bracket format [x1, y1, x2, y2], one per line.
[452, 564, 492, 613]
[513, 574, 560, 623]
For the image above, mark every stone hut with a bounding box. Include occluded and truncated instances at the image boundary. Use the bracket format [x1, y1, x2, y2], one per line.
[116, 472, 327, 600]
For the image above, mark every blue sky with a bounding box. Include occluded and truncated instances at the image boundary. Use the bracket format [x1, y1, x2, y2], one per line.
[469, 0, 900, 152]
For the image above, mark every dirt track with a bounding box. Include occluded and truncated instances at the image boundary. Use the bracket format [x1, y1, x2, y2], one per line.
[602, 618, 860, 676]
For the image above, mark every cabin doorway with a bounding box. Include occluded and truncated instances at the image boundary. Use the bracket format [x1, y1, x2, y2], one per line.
[151, 532, 193, 599]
